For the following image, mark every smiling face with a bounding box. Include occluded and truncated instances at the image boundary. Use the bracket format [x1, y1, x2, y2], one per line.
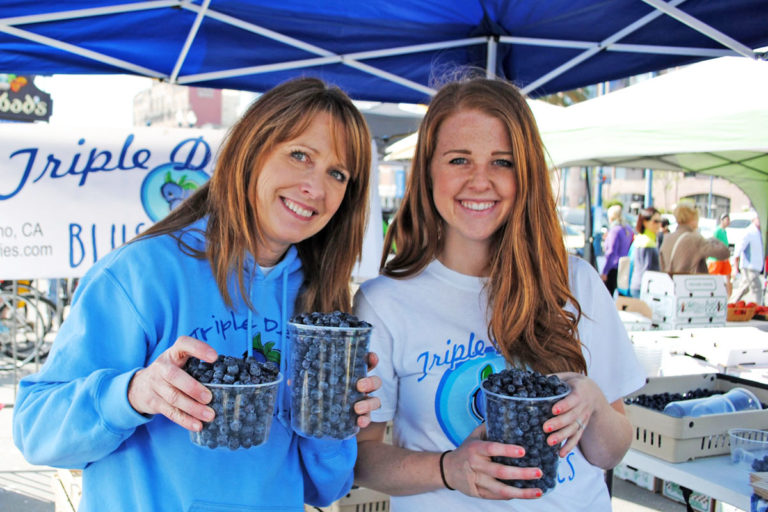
[430, 109, 516, 268]
[253, 112, 350, 265]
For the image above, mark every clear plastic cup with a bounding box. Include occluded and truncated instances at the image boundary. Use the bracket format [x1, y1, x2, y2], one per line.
[190, 374, 283, 450]
[287, 322, 371, 440]
[663, 387, 762, 418]
[729, 428, 768, 470]
[724, 387, 761, 412]
[482, 383, 571, 494]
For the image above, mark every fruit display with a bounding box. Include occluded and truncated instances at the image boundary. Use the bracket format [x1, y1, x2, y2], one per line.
[726, 300, 762, 321]
[185, 354, 281, 450]
[624, 388, 721, 411]
[481, 368, 570, 493]
[288, 311, 372, 440]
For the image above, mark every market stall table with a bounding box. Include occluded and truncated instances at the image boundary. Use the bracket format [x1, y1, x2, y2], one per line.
[621, 450, 750, 511]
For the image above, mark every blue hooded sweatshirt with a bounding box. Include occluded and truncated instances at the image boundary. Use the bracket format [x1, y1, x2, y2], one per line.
[12, 218, 356, 511]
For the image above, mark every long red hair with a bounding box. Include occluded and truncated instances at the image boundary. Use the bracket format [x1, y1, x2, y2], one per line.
[383, 78, 585, 374]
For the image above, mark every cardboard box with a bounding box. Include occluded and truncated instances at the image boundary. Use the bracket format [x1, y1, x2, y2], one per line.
[616, 296, 653, 319]
[337, 486, 390, 512]
[618, 310, 654, 332]
[613, 462, 660, 492]
[662, 480, 715, 512]
[52, 469, 82, 512]
[625, 373, 768, 462]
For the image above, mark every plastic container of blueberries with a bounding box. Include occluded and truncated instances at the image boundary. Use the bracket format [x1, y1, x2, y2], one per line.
[190, 373, 282, 450]
[482, 382, 571, 495]
[287, 322, 371, 440]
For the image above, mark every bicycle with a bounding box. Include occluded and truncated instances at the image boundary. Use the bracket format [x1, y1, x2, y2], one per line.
[0, 289, 49, 369]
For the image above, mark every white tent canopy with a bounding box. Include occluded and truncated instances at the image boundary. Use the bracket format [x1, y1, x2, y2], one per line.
[386, 57, 768, 228]
[546, 56, 768, 229]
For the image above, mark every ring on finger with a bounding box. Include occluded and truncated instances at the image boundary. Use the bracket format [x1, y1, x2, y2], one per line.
[575, 419, 585, 430]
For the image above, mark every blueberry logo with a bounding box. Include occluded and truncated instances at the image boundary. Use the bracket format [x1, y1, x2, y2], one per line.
[252, 332, 281, 364]
[434, 347, 505, 446]
[140, 136, 213, 222]
[140, 163, 209, 222]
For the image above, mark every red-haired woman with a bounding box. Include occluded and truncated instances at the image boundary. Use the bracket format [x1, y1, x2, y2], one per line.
[353, 76, 645, 511]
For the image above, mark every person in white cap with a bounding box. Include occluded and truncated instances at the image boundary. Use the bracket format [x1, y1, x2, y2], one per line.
[731, 211, 764, 305]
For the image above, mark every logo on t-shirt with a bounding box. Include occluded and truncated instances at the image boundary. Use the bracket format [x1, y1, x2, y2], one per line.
[434, 346, 505, 446]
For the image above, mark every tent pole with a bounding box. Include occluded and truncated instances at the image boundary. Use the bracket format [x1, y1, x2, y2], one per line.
[486, 37, 497, 79]
[584, 167, 596, 269]
[644, 169, 654, 208]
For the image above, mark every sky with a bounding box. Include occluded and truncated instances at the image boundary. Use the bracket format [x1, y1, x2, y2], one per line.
[33, 74, 156, 128]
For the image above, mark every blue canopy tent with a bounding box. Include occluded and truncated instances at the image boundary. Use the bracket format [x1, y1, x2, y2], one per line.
[1, 0, 767, 269]
[1, 0, 766, 104]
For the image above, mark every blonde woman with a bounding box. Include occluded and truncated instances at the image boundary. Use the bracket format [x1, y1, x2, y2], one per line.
[14, 78, 381, 511]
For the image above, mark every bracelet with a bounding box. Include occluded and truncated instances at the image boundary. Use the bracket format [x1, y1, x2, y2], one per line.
[439, 450, 455, 491]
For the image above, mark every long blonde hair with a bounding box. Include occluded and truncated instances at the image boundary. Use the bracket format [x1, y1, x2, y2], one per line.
[383, 78, 585, 374]
[139, 77, 371, 313]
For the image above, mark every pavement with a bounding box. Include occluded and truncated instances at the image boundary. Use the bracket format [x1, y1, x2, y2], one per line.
[0, 356, 684, 512]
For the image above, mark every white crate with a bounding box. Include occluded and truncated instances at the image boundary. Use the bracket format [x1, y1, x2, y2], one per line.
[641, 271, 727, 326]
[647, 295, 727, 323]
[642, 271, 727, 298]
[680, 326, 768, 367]
[653, 319, 726, 331]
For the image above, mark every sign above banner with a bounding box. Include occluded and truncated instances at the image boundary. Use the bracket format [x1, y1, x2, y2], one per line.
[0, 75, 52, 122]
[0, 124, 225, 279]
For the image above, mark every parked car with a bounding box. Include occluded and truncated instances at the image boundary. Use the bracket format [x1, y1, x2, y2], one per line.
[561, 222, 585, 257]
[726, 212, 755, 252]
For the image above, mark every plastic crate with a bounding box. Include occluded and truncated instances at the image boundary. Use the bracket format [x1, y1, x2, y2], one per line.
[625, 373, 768, 463]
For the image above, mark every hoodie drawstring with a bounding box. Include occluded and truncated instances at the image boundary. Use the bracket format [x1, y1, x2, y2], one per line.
[278, 271, 290, 427]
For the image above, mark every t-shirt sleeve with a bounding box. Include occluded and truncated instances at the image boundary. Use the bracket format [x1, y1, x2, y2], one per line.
[353, 286, 397, 423]
[570, 258, 647, 404]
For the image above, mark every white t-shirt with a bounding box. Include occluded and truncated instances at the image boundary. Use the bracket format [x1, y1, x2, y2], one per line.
[353, 256, 646, 512]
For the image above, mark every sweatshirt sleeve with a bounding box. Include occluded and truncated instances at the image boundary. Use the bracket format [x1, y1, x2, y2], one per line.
[12, 267, 153, 468]
[701, 236, 730, 261]
[299, 436, 356, 506]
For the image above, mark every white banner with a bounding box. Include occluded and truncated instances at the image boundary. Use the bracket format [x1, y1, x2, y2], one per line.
[0, 124, 226, 279]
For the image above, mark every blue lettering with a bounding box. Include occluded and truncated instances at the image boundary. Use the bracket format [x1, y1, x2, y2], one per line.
[69, 223, 84, 267]
[91, 225, 98, 263]
[199, 326, 213, 341]
[416, 351, 429, 382]
[1, 136, 153, 200]
[415, 332, 493, 382]
[230, 311, 248, 331]
[264, 318, 278, 332]
[170, 137, 212, 171]
[566, 452, 576, 481]
[219, 319, 233, 339]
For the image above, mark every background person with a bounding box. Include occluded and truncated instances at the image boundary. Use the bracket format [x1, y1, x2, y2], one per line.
[353, 77, 645, 511]
[13, 78, 381, 511]
[625, 207, 662, 298]
[731, 211, 765, 305]
[657, 217, 671, 247]
[600, 204, 634, 297]
[659, 204, 729, 274]
[708, 213, 733, 296]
